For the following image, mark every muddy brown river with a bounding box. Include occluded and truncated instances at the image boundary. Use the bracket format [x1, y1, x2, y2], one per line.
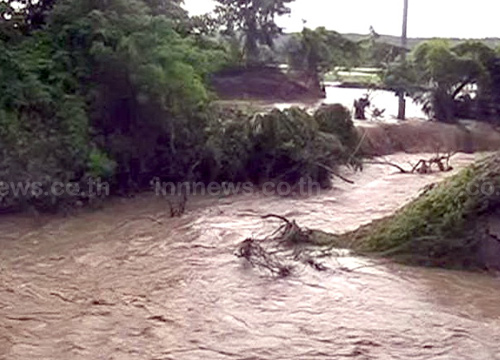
[1, 153, 500, 360]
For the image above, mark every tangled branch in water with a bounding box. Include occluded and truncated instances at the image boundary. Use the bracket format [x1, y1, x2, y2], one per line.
[236, 214, 332, 277]
[365, 151, 456, 174]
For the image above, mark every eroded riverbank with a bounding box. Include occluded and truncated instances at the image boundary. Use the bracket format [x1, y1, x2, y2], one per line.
[1, 153, 500, 359]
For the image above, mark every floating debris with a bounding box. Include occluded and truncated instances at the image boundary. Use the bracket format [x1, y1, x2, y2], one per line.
[236, 215, 332, 277]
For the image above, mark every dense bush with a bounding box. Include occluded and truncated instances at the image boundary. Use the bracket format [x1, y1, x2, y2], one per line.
[246, 108, 342, 186]
[384, 39, 500, 123]
[0, 32, 91, 211]
[203, 105, 360, 188]
[0, 0, 360, 213]
[0, 0, 228, 211]
[314, 104, 361, 163]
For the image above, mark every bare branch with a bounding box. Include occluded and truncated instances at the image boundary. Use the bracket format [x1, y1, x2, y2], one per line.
[315, 163, 355, 184]
[364, 160, 410, 173]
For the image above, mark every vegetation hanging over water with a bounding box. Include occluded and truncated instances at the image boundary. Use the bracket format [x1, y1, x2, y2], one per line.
[204, 105, 360, 187]
[0, 0, 224, 211]
[0, 0, 362, 213]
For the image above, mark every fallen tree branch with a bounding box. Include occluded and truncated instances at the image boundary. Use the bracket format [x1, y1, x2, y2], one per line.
[365, 160, 410, 173]
[366, 152, 456, 175]
[261, 214, 293, 225]
[316, 163, 355, 184]
[236, 215, 341, 276]
[236, 238, 293, 277]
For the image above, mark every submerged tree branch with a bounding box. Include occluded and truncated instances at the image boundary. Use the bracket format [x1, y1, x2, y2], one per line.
[315, 163, 355, 184]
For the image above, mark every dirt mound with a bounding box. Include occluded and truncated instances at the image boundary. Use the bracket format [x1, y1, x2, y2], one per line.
[358, 119, 500, 156]
[211, 66, 324, 101]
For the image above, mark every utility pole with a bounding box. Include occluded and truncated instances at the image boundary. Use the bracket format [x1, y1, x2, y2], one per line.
[397, 0, 409, 120]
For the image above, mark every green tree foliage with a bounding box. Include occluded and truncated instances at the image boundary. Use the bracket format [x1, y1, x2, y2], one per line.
[0, 31, 92, 211]
[52, 0, 228, 183]
[214, 0, 294, 65]
[286, 27, 360, 86]
[0, 0, 227, 211]
[203, 106, 359, 187]
[0, 0, 360, 214]
[314, 104, 360, 164]
[384, 40, 498, 123]
[247, 108, 340, 186]
[143, 0, 186, 18]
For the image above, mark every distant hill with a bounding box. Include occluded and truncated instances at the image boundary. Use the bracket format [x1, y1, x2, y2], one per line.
[276, 32, 500, 50]
[338, 33, 500, 50]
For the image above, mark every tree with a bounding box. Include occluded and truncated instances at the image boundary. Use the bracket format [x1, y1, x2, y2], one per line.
[413, 40, 492, 122]
[286, 27, 360, 90]
[214, 0, 294, 65]
[349, 26, 403, 69]
[0, 0, 366, 214]
[0, 0, 228, 210]
[385, 39, 497, 122]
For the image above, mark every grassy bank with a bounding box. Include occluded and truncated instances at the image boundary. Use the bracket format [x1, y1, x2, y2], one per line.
[334, 152, 500, 270]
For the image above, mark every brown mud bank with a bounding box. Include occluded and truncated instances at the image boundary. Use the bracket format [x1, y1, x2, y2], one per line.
[358, 119, 500, 156]
[211, 66, 324, 101]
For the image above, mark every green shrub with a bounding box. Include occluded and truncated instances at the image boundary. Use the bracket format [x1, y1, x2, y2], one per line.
[200, 106, 357, 188]
[314, 104, 361, 166]
[246, 107, 347, 186]
[87, 148, 117, 179]
[0, 0, 364, 214]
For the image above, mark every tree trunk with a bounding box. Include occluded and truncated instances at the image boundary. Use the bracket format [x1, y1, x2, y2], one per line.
[244, 17, 259, 66]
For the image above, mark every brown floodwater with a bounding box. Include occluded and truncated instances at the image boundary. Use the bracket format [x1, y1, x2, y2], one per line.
[1, 153, 500, 360]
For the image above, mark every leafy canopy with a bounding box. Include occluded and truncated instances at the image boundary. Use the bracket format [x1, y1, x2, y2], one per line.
[384, 39, 498, 122]
[214, 0, 294, 65]
[286, 27, 360, 75]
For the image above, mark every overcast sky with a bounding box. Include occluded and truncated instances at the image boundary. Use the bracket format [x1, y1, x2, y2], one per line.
[183, 0, 500, 39]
